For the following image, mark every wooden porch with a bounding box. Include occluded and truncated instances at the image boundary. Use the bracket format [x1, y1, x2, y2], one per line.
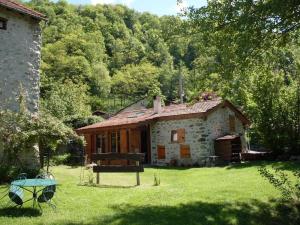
[83, 124, 151, 164]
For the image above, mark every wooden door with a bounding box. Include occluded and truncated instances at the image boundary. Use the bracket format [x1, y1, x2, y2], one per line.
[130, 129, 141, 153]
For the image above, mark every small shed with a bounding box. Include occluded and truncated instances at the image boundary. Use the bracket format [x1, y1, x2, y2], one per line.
[214, 135, 242, 162]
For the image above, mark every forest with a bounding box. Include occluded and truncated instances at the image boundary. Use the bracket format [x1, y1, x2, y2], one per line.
[25, 0, 300, 155]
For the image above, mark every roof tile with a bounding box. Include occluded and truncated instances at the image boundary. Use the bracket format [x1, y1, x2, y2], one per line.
[0, 0, 46, 20]
[77, 99, 223, 131]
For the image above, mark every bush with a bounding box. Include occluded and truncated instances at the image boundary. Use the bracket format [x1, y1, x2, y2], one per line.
[259, 166, 300, 205]
[153, 173, 160, 186]
[0, 166, 40, 183]
[51, 153, 71, 165]
[0, 93, 85, 181]
[64, 115, 103, 129]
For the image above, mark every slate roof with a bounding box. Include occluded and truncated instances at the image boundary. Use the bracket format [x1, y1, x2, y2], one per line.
[77, 99, 250, 133]
[0, 0, 46, 20]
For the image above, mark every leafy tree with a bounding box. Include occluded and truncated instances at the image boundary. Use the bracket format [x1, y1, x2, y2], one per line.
[41, 81, 91, 121]
[111, 63, 162, 99]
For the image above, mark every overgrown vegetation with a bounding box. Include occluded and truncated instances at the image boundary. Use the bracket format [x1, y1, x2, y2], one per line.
[0, 95, 84, 182]
[259, 166, 300, 205]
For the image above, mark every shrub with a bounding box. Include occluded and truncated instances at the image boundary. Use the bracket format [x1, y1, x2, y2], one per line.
[0, 94, 85, 182]
[259, 166, 300, 204]
[153, 173, 160, 186]
[64, 115, 103, 129]
[0, 165, 40, 183]
[51, 153, 71, 165]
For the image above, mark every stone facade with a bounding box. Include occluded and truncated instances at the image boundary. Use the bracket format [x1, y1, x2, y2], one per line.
[150, 106, 247, 166]
[0, 7, 41, 113]
[0, 5, 43, 169]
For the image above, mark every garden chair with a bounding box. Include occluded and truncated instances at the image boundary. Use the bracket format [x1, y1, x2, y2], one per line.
[16, 173, 27, 180]
[36, 171, 56, 192]
[8, 185, 23, 206]
[37, 186, 56, 209]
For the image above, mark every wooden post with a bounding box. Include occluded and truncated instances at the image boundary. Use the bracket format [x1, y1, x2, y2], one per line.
[96, 160, 100, 184]
[96, 172, 100, 184]
[136, 160, 140, 186]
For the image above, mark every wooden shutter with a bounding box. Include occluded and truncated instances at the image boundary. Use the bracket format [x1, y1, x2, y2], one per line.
[180, 144, 191, 158]
[130, 129, 141, 153]
[157, 145, 166, 159]
[229, 115, 236, 132]
[120, 129, 128, 153]
[177, 128, 186, 143]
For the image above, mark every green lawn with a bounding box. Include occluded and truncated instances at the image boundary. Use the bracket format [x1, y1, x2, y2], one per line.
[0, 162, 299, 225]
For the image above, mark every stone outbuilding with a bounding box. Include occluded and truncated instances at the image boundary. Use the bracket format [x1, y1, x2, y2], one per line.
[77, 96, 251, 166]
[0, 0, 46, 113]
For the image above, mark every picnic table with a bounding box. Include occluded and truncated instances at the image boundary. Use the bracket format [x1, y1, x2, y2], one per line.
[11, 178, 57, 208]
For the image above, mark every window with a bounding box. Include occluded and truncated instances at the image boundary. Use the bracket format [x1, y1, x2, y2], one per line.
[0, 17, 7, 30]
[180, 144, 191, 158]
[171, 128, 185, 143]
[111, 131, 120, 153]
[96, 134, 106, 153]
[229, 115, 236, 133]
[157, 145, 166, 159]
[171, 130, 178, 142]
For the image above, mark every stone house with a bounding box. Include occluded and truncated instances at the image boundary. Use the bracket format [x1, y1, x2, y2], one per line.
[0, 0, 45, 169]
[77, 96, 250, 166]
[0, 0, 46, 113]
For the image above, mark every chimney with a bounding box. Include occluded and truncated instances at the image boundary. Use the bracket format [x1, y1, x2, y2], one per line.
[153, 96, 162, 114]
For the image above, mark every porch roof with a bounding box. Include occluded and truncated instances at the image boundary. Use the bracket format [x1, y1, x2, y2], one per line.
[76, 99, 250, 133]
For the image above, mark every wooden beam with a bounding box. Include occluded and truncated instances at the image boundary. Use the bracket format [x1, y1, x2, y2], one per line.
[93, 165, 144, 173]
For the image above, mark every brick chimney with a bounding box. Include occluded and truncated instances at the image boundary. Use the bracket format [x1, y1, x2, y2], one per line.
[153, 96, 162, 114]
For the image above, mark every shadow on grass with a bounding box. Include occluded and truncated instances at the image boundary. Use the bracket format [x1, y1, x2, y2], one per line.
[0, 207, 41, 217]
[226, 161, 300, 171]
[57, 199, 300, 225]
[78, 183, 137, 189]
[145, 166, 193, 170]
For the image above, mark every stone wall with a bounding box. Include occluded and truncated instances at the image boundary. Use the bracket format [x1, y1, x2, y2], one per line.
[0, 8, 42, 169]
[150, 106, 247, 166]
[0, 8, 41, 113]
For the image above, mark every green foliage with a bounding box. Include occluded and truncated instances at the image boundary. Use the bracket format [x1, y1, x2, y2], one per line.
[51, 153, 71, 166]
[153, 173, 160, 186]
[0, 95, 84, 180]
[24, 0, 300, 154]
[64, 115, 104, 129]
[259, 166, 300, 204]
[183, 0, 300, 154]
[111, 62, 162, 98]
[41, 80, 91, 120]
[0, 165, 40, 183]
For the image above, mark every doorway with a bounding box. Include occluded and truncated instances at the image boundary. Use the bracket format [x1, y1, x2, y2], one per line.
[140, 127, 150, 163]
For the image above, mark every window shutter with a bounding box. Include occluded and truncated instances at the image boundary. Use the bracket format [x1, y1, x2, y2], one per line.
[180, 144, 191, 158]
[177, 128, 185, 143]
[157, 145, 166, 159]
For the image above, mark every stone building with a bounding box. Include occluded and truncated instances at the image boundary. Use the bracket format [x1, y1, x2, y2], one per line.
[0, 0, 46, 113]
[0, 0, 45, 169]
[77, 96, 251, 166]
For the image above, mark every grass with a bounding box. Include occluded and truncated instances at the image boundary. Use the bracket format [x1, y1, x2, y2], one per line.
[0, 161, 299, 225]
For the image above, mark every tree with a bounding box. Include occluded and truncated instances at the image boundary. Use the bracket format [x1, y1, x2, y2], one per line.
[41, 81, 91, 121]
[111, 63, 162, 99]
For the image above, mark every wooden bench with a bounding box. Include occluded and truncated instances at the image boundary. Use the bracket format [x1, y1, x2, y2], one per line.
[91, 153, 145, 185]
